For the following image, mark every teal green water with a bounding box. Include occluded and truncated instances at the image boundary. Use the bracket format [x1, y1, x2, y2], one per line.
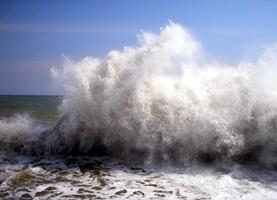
[0, 95, 62, 124]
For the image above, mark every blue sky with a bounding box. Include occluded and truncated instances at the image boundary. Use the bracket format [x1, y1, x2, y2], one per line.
[1, 0, 277, 95]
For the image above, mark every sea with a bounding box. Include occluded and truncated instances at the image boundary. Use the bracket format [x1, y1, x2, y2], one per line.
[0, 95, 61, 126]
[1, 95, 277, 199]
[1, 22, 277, 199]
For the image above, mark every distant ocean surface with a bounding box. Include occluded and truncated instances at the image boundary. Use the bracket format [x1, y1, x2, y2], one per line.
[0, 95, 62, 126]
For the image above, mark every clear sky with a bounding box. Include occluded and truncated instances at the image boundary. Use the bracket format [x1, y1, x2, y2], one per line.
[1, 0, 277, 95]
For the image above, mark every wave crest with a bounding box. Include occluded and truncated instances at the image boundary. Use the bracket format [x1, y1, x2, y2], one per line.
[3, 22, 277, 167]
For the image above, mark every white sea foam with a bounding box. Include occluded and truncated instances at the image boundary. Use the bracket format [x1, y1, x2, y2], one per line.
[1, 156, 277, 200]
[2, 22, 277, 167]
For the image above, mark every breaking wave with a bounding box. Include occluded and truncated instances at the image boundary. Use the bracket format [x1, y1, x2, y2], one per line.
[2, 22, 277, 167]
[0, 114, 46, 153]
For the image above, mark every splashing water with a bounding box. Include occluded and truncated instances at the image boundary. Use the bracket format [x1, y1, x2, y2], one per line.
[2, 22, 277, 168]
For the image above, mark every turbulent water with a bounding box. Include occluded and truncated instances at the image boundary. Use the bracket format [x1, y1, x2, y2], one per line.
[1, 155, 277, 200]
[1, 22, 277, 199]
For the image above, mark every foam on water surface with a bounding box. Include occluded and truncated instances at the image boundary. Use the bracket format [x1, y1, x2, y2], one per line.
[1, 156, 277, 200]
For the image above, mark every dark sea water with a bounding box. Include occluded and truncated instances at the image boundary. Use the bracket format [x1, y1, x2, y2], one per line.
[0, 95, 61, 126]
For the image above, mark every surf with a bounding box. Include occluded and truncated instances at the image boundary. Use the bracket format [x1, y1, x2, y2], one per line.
[1, 22, 277, 168]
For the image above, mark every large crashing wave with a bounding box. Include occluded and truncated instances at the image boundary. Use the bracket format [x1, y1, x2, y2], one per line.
[2, 22, 277, 167]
